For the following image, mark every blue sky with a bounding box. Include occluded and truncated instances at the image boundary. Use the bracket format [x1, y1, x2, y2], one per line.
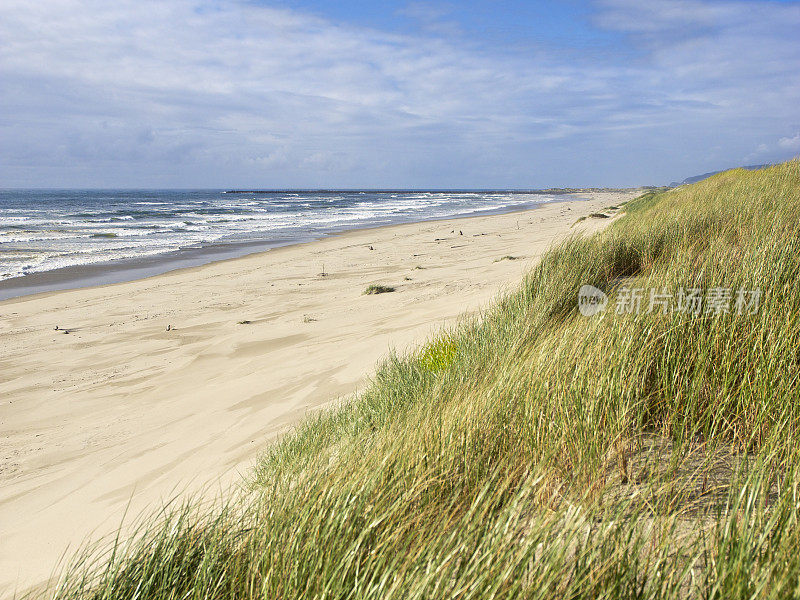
[1, 0, 799, 188]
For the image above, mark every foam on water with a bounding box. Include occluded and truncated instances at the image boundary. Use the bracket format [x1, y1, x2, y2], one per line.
[0, 189, 557, 281]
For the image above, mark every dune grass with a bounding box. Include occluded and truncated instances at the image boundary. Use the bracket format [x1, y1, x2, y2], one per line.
[363, 284, 396, 295]
[51, 161, 800, 599]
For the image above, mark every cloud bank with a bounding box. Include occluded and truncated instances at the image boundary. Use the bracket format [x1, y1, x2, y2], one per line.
[1, 0, 798, 187]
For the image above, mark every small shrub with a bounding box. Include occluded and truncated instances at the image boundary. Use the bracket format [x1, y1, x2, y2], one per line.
[419, 338, 457, 372]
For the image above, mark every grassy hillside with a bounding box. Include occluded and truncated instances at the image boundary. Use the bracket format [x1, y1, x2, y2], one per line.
[54, 160, 800, 599]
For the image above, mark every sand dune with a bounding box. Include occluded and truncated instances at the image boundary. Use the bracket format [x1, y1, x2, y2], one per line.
[0, 192, 635, 596]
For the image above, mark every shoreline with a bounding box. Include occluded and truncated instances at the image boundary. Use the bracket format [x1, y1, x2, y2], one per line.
[0, 191, 636, 596]
[0, 197, 565, 303]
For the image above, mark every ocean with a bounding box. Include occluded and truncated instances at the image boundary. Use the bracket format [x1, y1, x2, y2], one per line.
[0, 189, 565, 299]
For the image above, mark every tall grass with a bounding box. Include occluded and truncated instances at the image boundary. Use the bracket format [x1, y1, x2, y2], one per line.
[52, 161, 800, 599]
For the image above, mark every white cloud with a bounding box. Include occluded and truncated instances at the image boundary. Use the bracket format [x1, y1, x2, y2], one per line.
[778, 133, 800, 151]
[0, 0, 798, 187]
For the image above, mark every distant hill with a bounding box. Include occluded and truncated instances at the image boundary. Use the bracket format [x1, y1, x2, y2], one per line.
[670, 164, 769, 187]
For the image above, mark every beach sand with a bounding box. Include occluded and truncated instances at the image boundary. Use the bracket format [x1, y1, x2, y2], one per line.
[0, 191, 635, 596]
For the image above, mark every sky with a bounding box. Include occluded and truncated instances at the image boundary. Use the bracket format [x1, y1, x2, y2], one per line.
[1, 0, 799, 188]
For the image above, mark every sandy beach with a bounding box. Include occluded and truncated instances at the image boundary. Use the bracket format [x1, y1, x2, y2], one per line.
[0, 191, 635, 596]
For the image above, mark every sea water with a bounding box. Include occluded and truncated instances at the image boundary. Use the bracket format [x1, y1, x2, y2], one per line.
[0, 189, 561, 296]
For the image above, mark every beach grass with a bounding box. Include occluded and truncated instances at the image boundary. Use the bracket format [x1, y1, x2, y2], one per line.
[363, 284, 396, 295]
[52, 160, 800, 599]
